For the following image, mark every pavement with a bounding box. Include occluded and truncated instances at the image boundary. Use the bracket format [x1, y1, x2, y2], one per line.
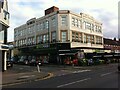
[1, 66, 52, 87]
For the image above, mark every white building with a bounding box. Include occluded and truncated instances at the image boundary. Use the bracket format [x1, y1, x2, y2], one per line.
[14, 6, 103, 64]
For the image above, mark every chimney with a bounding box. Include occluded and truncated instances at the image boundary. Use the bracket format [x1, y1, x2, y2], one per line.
[45, 6, 59, 15]
[113, 37, 116, 41]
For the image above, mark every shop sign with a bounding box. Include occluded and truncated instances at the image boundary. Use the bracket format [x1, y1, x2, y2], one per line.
[36, 44, 49, 49]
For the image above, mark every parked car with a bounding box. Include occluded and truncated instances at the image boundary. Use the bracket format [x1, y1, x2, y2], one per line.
[17, 56, 28, 65]
[7, 59, 13, 68]
[29, 56, 42, 66]
[87, 59, 94, 66]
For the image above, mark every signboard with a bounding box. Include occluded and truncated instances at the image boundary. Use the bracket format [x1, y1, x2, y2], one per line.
[0, 31, 4, 43]
[0, 44, 9, 50]
[77, 51, 85, 59]
[36, 44, 49, 49]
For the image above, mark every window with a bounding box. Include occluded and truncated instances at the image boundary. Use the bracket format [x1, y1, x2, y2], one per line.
[86, 22, 91, 30]
[98, 26, 102, 33]
[37, 35, 42, 43]
[15, 41, 18, 47]
[72, 32, 75, 41]
[75, 19, 78, 27]
[46, 34, 48, 42]
[46, 21, 49, 29]
[51, 18, 55, 27]
[61, 31, 67, 42]
[79, 33, 82, 42]
[84, 34, 87, 43]
[3, 10, 9, 20]
[78, 20, 81, 28]
[87, 35, 91, 43]
[61, 16, 67, 25]
[95, 25, 98, 32]
[91, 35, 94, 44]
[96, 36, 102, 44]
[37, 24, 40, 31]
[40, 23, 43, 30]
[43, 22, 45, 30]
[91, 24, 94, 31]
[83, 21, 86, 29]
[72, 18, 75, 26]
[51, 32, 56, 42]
[0, 31, 4, 43]
[43, 34, 48, 43]
[76, 33, 79, 41]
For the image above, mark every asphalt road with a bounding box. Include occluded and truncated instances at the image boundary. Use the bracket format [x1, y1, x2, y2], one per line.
[3, 64, 119, 88]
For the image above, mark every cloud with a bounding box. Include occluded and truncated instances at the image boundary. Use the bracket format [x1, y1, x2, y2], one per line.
[7, 0, 119, 42]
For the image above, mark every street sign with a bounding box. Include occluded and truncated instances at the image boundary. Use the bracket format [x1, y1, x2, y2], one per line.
[0, 44, 9, 50]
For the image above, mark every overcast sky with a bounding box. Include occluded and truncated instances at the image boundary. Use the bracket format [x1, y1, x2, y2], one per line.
[7, 0, 119, 42]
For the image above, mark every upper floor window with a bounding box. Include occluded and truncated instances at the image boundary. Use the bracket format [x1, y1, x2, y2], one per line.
[78, 20, 81, 28]
[76, 32, 79, 40]
[86, 22, 91, 30]
[91, 24, 94, 31]
[51, 18, 56, 27]
[75, 19, 78, 27]
[98, 26, 102, 33]
[61, 31, 67, 42]
[36, 24, 40, 31]
[72, 32, 75, 41]
[46, 20, 49, 29]
[51, 31, 56, 42]
[72, 18, 75, 26]
[84, 34, 87, 43]
[61, 16, 67, 26]
[87, 35, 91, 43]
[83, 21, 86, 29]
[96, 36, 102, 44]
[3, 10, 9, 20]
[43, 21, 45, 30]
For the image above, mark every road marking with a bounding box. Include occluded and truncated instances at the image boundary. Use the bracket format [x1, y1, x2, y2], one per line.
[19, 75, 35, 78]
[100, 72, 112, 77]
[57, 78, 91, 88]
[19, 68, 23, 69]
[72, 70, 91, 73]
[35, 73, 54, 81]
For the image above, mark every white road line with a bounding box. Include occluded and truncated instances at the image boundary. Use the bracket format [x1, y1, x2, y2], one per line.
[100, 72, 112, 77]
[72, 70, 91, 73]
[57, 78, 91, 88]
[19, 75, 35, 78]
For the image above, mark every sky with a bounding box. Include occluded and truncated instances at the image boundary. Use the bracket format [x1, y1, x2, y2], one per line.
[7, 0, 119, 42]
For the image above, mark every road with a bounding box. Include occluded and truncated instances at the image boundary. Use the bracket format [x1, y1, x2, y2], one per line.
[3, 64, 119, 88]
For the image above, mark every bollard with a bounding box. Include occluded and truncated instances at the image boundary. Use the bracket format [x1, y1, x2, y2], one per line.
[37, 64, 41, 72]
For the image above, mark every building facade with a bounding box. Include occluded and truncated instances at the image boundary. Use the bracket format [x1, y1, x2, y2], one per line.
[104, 38, 120, 53]
[0, 0, 10, 71]
[14, 6, 103, 64]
